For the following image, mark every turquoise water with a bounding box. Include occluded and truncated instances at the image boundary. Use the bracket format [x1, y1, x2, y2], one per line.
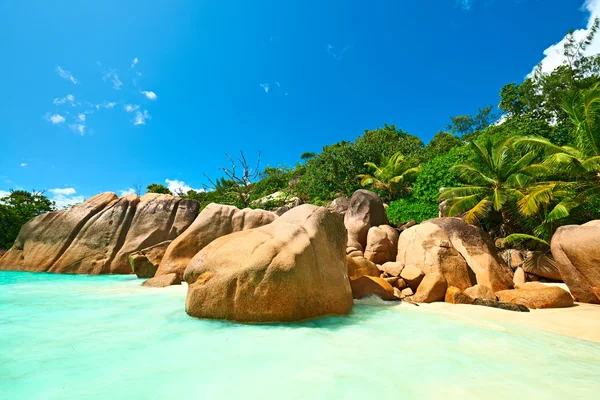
[1, 272, 599, 400]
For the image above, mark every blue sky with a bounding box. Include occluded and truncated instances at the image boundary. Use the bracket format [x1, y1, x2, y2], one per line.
[0, 0, 597, 206]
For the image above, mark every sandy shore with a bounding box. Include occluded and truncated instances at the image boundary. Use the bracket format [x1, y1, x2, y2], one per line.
[398, 300, 600, 343]
[151, 280, 600, 343]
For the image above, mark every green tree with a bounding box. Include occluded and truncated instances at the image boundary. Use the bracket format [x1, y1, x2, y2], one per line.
[446, 106, 496, 138]
[296, 125, 424, 203]
[421, 132, 464, 160]
[146, 183, 172, 195]
[386, 147, 469, 225]
[358, 152, 421, 201]
[516, 84, 600, 225]
[440, 138, 536, 234]
[0, 190, 55, 249]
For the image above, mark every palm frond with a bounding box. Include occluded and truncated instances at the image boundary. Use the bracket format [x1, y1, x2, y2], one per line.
[464, 197, 493, 224]
[451, 164, 496, 185]
[502, 234, 549, 247]
[518, 184, 556, 216]
[545, 197, 579, 222]
[445, 194, 484, 217]
[439, 186, 487, 200]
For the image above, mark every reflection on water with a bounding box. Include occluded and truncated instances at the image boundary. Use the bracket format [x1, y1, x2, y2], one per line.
[1, 271, 599, 400]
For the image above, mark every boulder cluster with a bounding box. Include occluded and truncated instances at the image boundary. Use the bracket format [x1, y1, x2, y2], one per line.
[1, 188, 598, 322]
[336, 190, 573, 310]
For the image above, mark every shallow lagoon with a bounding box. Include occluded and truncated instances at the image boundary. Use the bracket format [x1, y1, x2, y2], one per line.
[1, 271, 599, 400]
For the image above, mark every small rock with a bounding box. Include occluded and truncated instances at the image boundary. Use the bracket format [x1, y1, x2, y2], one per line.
[346, 246, 364, 258]
[398, 220, 417, 232]
[380, 261, 404, 277]
[472, 298, 529, 312]
[445, 286, 474, 304]
[384, 277, 398, 285]
[129, 253, 158, 278]
[395, 278, 408, 290]
[464, 284, 496, 301]
[401, 287, 413, 297]
[393, 287, 403, 299]
[413, 272, 448, 303]
[347, 256, 380, 279]
[400, 264, 425, 291]
[513, 267, 526, 285]
[143, 273, 181, 288]
[350, 276, 397, 301]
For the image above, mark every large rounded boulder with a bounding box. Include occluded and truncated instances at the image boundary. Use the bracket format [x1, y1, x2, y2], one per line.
[364, 225, 399, 265]
[183, 205, 353, 323]
[551, 221, 600, 303]
[156, 204, 277, 281]
[396, 221, 475, 290]
[428, 218, 513, 292]
[344, 190, 387, 252]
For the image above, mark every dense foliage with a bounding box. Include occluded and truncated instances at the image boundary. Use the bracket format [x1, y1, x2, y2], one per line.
[0, 191, 55, 249]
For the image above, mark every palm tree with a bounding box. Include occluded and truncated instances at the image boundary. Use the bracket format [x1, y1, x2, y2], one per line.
[357, 152, 421, 201]
[516, 83, 600, 221]
[439, 137, 537, 231]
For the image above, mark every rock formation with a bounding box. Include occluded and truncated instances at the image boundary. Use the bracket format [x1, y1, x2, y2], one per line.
[344, 190, 387, 252]
[350, 276, 397, 301]
[0, 193, 198, 274]
[496, 283, 574, 309]
[551, 221, 600, 303]
[364, 225, 399, 264]
[396, 221, 474, 290]
[183, 205, 353, 323]
[129, 241, 171, 278]
[347, 256, 380, 280]
[155, 204, 277, 281]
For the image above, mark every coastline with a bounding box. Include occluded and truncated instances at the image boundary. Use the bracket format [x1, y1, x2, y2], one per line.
[150, 281, 600, 343]
[399, 301, 600, 344]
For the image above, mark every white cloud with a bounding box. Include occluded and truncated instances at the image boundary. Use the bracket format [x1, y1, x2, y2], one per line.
[141, 90, 157, 100]
[49, 187, 84, 208]
[165, 179, 204, 195]
[260, 83, 269, 93]
[49, 187, 76, 195]
[56, 66, 79, 84]
[275, 81, 281, 87]
[53, 94, 76, 106]
[103, 70, 123, 90]
[124, 104, 140, 113]
[47, 113, 66, 124]
[532, 0, 600, 75]
[119, 188, 136, 196]
[69, 124, 85, 135]
[133, 110, 151, 126]
[93, 101, 116, 110]
[131, 57, 139, 68]
[77, 113, 86, 122]
[0, 190, 10, 198]
[20, 163, 27, 167]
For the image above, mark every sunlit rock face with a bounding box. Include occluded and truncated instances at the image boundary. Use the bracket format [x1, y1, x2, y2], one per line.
[155, 204, 278, 281]
[0, 193, 198, 275]
[551, 221, 600, 304]
[184, 205, 353, 323]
